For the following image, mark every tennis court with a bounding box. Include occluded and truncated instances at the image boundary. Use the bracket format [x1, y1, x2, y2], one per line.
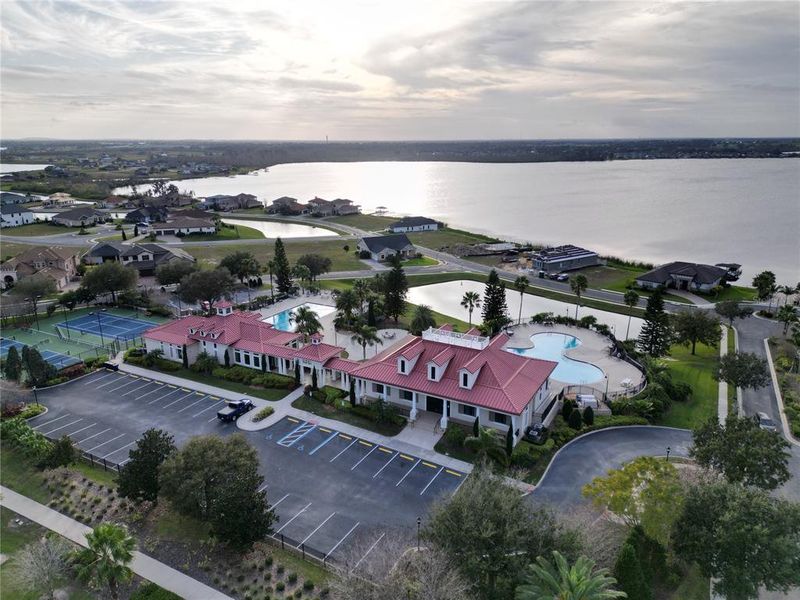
[1, 337, 81, 369]
[59, 312, 160, 342]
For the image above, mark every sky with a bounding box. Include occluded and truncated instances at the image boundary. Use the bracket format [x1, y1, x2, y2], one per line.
[1, 0, 798, 140]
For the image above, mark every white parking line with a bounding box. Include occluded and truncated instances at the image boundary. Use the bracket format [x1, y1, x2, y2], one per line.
[32, 414, 71, 430]
[395, 459, 420, 487]
[271, 493, 290, 508]
[352, 531, 385, 569]
[330, 438, 358, 463]
[42, 418, 83, 436]
[325, 522, 361, 560]
[102, 441, 135, 459]
[87, 433, 125, 453]
[275, 502, 312, 534]
[106, 377, 143, 393]
[136, 383, 165, 400]
[350, 444, 378, 471]
[258, 483, 269, 493]
[163, 390, 195, 409]
[95, 375, 128, 389]
[122, 380, 154, 396]
[83, 371, 116, 385]
[77, 428, 111, 444]
[298, 512, 336, 547]
[372, 451, 399, 479]
[62, 422, 97, 438]
[420, 466, 444, 495]
[192, 400, 226, 418]
[176, 395, 208, 413]
[147, 386, 182, 405]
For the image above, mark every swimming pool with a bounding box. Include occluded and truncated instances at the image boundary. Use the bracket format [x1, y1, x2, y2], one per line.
[508, 332, 605, 384]
[263, 302, 337, 331]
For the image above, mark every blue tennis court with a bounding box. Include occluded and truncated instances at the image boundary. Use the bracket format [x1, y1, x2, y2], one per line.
[59, 312, 159, 341]
[1, 337, 81, 369]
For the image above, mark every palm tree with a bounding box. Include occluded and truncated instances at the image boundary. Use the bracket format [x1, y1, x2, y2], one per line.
[267, 259, 275, 303]
[332, 313, 349, 345]
[570, 274, 589, 319]
[293, 305, 322, 342]
[513, 276, 529, 325]
[515, 551, 626, 600]
[779, 283, 798, 306]
[410, 304, 437, 335]
[353, 279, 371, 316]
[460, 291, 481, 327]
[623, 290, 640, 340]
[73, 523, 135, 600]
[351, 324, 382, 360]
[335, 289, 359, 326]
[292, 264, 311, 294]
[463, 426, 508, 466]
[777, 304, 798, 334]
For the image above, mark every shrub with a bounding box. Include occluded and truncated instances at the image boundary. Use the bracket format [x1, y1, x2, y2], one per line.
[561, 399, 574, 421]
[445, 424, 467, 447]
[18, 404, 46, 420]
[130, 583, 183, 600]
[582, 406, 594, 426]
[1, 417, 52, 460]
[252, 406, 274, 422]
[567, 409, 583, 430]
[276, 582, 285, 592]
[303, 580, 314, 591]
[287, 573, 297, 584]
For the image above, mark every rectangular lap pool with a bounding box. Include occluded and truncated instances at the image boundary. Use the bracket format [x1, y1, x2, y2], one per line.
[263, 302, 337, 331]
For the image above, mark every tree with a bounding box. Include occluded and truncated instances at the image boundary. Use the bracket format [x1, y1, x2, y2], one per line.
[515, 551, 626, 600]
[570, 274, 588, 319]
[561, 398, 574, 421]
[672, 310, 721, 355]
[673, 481, 800, 600]
[10, 536, 71, 600]
[690, 415, 790, 490]
[463, 426, 508, 466]
[460, 291, 481, 327]
[181, 344, 188, 368]
[11, 276, 57, 322]
[159, 434, 276, 548]
[613, 544, 650, 600]
[80, 261, 138, 304]
[637, 290, 672, 357]
[292, 263, 312, 293]
[311, 367, 318, 391]
[505, 424, 514, 457]
[349, 377, 356, 407]
[410, 304, 436, 335]
[191, 351, 217, 375]
[383, 256, 408, 323]
[3, 345, 22, 380]
[293, 305, 322, 342]
[351, 324, 382, 360]
[715, 300, 753, 328]
[752, 270, 777, 311]
[220, 251, 261, 284]
[133, 223, 139, 236]
[426, 467, 580, 598]
[353, 279, 371, 315]
[273, 237, 293, 295]
[568, 409, 583, 430]
[513, 276, 529, 325]
[118, 428, 176, 502]
[583, 405, 595, 426]
[777, 304, 799, 334]
[482, 270, 510, 335]
[622, 290, 640, 340]
[294, 362, 301, 386]
[223, 348, 230, 367]
[335, 289, 359, 327]
[178, 268, 235, 313]
[582, 456, 683, 546]
[154, 260, 197, 287]
[716, 351, 770, 391]
[41, 435, 77, 469]
[297, 253, 332, 281]
[21, 345, 56, 386]
[121, 228, 127, 241]
[473, 415, 480, 437]
[73, 523, 135, 600]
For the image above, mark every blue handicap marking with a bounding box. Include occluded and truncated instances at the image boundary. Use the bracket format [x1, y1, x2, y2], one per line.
[265, 433, 273, 440]
[296, 445, 304, 452]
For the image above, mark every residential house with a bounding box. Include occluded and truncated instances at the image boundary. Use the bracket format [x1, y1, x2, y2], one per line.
[357, 234, 416, 261]
[0, 246, 80, 290]
[307, 197, 335, 216]
[124, 206, 168, 224]
[161, 190, 194, 207]
[268, 196, 308, 215]
[172, 208, 216, 220]
[530, 245, 600, 273]
[0, 192, 30, 205]
[51, 206, 105, 227]
[84, 242, 195, 276]
[1, 204, 34, 228]
[98, 195, 131, 209]
[152, 217, 217, 236]
[331, 198, 360, 215]
[203, 193, 260, 211]
[635, 261, 730, 293]
[43, 192, 75, 207]
[389, 216, 442, 233]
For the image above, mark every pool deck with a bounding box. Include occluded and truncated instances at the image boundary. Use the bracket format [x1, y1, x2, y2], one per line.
[502, 323, 644, 397]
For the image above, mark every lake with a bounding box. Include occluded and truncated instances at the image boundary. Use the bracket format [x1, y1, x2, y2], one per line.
[0, 163, 51, 174]
[114, 159, 800, 282]
[407, 279, 644, 339]
[221, 218, 337, 238]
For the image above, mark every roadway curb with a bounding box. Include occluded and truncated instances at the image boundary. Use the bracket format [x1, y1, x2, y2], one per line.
[763, 338, 800, 449]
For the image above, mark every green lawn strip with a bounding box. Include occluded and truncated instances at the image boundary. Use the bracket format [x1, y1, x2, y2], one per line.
[291, 394, 405, 436]
[1, 222, 93, 236]
[704, 285, 756, 302]
[407, 227, 499, 249]
[656, 343, 719, 429]
[0, 444, 49, 503]
[154, 508, 212, 543]
[186, 239, 363, 272]
[726, 327, 736, 413]
[181, 224, 263, 242]
[325, 213, 395, 231]
[0, 506, 44, 555]
[401, 256, 439, 267]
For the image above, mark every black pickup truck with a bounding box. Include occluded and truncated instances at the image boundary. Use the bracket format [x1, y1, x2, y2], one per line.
[217, 399, 255, 423]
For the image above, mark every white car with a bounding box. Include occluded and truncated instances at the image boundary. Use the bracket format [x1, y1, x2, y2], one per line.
[757, 412, 777, 432]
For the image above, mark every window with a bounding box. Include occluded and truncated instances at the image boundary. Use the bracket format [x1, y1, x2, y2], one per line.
[399, 390, 413, 401]
[429, 365, 436, 380]
[177, 347, 183, 359]
[234, 350, 241, 362]
[461, 372, 469, 387]
[490, 411, 509, 425]
[243, 353, 251, 366]
[253, 355, 260, 368]
[372, 383, 384, 394]
[399, 359, 406, 373]
[459, 404, 476, 417]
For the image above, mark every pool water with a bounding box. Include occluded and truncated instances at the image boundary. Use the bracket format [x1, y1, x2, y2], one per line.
[263, 302, 337, 331]
[508, 332, 604, 384]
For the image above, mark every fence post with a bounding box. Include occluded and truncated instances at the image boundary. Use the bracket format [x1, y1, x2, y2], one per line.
[280, 534, 284, 550]
[103, 458, 108, 471]
[301, 543, 305, 560]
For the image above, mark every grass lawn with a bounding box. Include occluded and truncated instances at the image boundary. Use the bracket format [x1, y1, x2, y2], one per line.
[400, 302, 473, 332]
[326, 213, 395, 231]
[182, 223, 264, 241]
[407, 227, 498, 249]
[0, 506, 43, 555]
[401, 256, 439, 267]
[0, 444, 49, 502]
[656, 342, 719, 429]
[292, 394, 406, 436]
[699, 285, 756, 303]
[1, 222, 92, 236]
[186, 238, 363, 272]
[726, 327, 737, 414]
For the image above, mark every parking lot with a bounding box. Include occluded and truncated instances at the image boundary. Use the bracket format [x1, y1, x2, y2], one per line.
[33, 369, 465, 562]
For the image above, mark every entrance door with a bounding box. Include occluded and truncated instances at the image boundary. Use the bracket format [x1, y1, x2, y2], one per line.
[426, 396, 444, 414]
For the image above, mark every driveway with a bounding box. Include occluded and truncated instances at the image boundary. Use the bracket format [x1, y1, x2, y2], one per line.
[531, 426, 693, 505]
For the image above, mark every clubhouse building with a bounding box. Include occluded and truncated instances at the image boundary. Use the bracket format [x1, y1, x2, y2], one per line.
[143, 304, 557, 444]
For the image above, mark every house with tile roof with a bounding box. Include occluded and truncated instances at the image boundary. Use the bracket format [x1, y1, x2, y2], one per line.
[357, 234, 416, 261]
[51, 206, 105, 227]
[1, 246, 80, 290]
[388, 216, 442, 233]
[85, 242, 195, 276]
[635, 261, 730, 293]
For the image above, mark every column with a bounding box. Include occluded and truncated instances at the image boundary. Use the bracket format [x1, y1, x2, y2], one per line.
[511, 415, 518, 442]
[440, 400, 448, 430]
[410, 391, 418, 421]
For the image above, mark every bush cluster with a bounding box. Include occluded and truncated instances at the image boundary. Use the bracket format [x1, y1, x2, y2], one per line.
[1, 417, 53, 460]
[210, 366, 295, 390]
[252, 406, 275, 422]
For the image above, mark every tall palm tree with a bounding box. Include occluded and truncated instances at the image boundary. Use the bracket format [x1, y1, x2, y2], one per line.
[293, 305, 322, 342]
[779, 283, 798, 306]
[570, 274, 589, 319]
[74, 523, 135, 600]
[463, 426, 508, 466]
[410, 304, 437, 335]
[292, 264, 311, 294]
[351, 324, 382, 360]
[335, 289, 359, 326]
[513, 276, 529, 325]
[777, 304, 798, 334]
[623, 290, 640, 340]
[352, 279, 371, 316]
[515, 551, 626, 600]
[267, 259, 275, 303]
[460, 291, 481, 327]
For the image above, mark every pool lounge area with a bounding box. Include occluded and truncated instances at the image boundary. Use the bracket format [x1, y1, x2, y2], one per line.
[262, 302, 337, 331]
[507, 332, 605, 385]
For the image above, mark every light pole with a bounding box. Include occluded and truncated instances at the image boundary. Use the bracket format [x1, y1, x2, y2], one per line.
[25, 295, 42, 330]
[61, 303, 71, 340]
[32, 385, 39, 407]
[666, 446, 671, 462]
[89, 309, 107, 345]
[604, 374, 609, 402]
[416, 516, 421, 551]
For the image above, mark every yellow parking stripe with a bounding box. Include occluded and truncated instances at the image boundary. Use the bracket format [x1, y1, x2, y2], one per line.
[339, 434, 352, 440]
[358, 440, 372, 447]
[422, 461, 437, 468]
[210, 396, 218, 400]
[445, 469, 462, 477]
[400, 454, 414, 461]
[287, 417, 300, 423]
[319, 427, 332, 433]
[130, 375, 139, 379]
[195, 392, 204, 396]
[378, 447, 392, 454]
[181, 388, 190, 392]
[168, 385, 177, 389]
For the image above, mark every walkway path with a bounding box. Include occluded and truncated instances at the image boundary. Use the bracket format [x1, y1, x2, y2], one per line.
[0, 486, 232, 600]
[718, 326, 729, 425]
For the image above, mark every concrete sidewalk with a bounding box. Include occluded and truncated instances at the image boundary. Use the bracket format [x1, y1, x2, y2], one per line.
[718, 325, 729, 425]
[0, 485, 232, 600]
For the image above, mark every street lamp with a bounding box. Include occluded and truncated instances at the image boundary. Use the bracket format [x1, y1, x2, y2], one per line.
[604, 374, 609, 402]
[32, 385, 39, 407]
[61, 303, 71, 340]
[416, 516, 421, 551]
[666, 446, 671, 462]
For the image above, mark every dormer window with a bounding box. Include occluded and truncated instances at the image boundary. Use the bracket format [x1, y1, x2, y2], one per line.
[429, 365, 436, 380]
[398, 359, 406, 374]
[462, 372, 469, 388]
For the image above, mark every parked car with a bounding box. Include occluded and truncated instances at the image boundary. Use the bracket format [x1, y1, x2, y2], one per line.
[555, 273, 570, 282]
[757, 412, 777, 432]
[524, 423, 548, 444]
[217, 399, 255, 423]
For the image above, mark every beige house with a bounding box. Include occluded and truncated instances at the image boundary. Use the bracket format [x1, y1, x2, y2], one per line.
[1, 246, 81, 290]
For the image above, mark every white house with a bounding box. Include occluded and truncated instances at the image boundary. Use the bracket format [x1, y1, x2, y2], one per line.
[1, 204, 34, 228]
[151, 217, 217, 236]
[357, 234, 417, 261]
[389, 216, 442, 233]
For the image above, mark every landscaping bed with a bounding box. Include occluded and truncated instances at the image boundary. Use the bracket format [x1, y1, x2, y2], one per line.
[769, 337, 800, 438]
[292, 387, 406, 436]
